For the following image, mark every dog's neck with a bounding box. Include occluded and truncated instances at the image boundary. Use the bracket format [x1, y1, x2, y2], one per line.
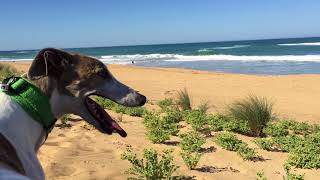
[29, 76, 68, 118]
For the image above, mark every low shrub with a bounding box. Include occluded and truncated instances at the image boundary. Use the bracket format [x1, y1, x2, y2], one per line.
[93, 96, 114, 110]
[164, 109, 183, 123]
[254, 138, 278, 151]
[228, 95, 274, 137]
[284, 164, 305, 180]
[289, 121, 311, 135]
[255, 132, 320, 169]
[162, 114, 180, 136]
[312, 124, 320, 134]
[207, 114, 250, 135]
[121, 148, 179, 180]
[272, 135, 304, 153]
[124, 106, 146, 117]
[256, 171, 268, 180]
[215, 132, 259, 161]
[263, 122, 289, 137]
[207, 114, 226, 132]
[143, 112, 171, 143]
[276, 120, 311, 135]
[184, 110, 208, 132]
[214, 132, 243, 151]
[179, 131, 205, 153]
[180, 151, 203, 170]
[93, 96, 146, 117]
[236, 143, 259, 160]
[157, 98, 174, 111]
[112, 104, 127, 114]
[286, 135, 320, 169]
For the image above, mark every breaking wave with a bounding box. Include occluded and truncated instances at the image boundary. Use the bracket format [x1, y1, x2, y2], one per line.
[2, 54, 320, 64]
[278, 42, 320, 46]
[100, 54, 320, 63]
[198, 45, 250, 52]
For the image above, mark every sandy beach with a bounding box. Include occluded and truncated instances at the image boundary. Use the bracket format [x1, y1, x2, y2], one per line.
[4, 62, 320, 179]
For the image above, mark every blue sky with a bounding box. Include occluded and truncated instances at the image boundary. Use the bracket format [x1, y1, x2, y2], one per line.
[0, 0, 319, 50]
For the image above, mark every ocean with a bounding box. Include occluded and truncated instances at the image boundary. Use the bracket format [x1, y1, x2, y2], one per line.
[1, 37, 320, 75]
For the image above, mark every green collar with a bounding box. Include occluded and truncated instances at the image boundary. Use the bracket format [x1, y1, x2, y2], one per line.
[0, 77, 56, 133]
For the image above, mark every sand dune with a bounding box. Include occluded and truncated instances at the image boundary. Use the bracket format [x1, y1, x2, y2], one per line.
[5, 62, 320, 179]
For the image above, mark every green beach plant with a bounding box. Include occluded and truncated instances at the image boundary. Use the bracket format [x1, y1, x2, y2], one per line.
[254, 138, 277, 151]
[207, 114, 250, 135]
[256, 171, 268, 180]
[286, 135, 320, 169]
[143, 111, 172, 143]
[121, 148, 179, 180]
[288, 121, 311, 135]
[236, 143, 258, 161]
[162, 113, 180, 136]
[197, 101, 210, 114]
[180, 151, 203, 170]
[164, 109, 183, 124]
[183, 110, 209, 133]
[93, 96, 115, 110]
[93, 96, 146, 117]
[283, 164, 305, 180]
[157, 98, 174, 111]
[179, 131, 205, 153]
[215, 132, 259, 161]
[228, 95, 274, 137]
[214, 132, 243, 151]
[263, 122, 289, 137]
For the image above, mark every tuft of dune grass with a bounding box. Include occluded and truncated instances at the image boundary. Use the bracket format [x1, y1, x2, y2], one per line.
[0, 63, 18, 81]
[176, 88, 192, 111]
[228, 94, 275, 137]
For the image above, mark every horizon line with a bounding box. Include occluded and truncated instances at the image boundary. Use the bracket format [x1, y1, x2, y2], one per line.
[1, 36, 320, 52]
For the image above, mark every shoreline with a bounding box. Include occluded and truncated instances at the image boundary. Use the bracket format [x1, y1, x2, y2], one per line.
[4, 61, 320, 77]
[3, 61, 320, 123]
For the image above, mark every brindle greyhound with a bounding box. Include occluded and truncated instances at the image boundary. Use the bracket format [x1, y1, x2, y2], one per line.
[0, 48, 146, 179]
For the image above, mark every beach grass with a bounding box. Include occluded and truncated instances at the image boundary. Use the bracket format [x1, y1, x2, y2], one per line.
[176, 88, 192, 111]
[228, 95, 274, 137]
[0, 63, 18, 81]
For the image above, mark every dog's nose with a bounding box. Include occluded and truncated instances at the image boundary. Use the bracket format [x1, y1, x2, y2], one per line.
[139, 95, 147, 106]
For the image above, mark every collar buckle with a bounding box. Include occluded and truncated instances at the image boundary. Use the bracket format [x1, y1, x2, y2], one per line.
[0, 76, 19, 92]
[0, 84, 9, 91]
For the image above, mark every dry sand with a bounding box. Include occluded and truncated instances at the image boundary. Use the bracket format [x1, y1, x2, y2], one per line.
[4, 62, 320, 179]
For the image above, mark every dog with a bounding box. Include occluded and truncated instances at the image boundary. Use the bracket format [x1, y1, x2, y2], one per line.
[0, 48, 146, 179]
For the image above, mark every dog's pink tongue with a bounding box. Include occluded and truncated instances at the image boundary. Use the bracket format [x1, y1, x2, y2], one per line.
[111, 121, 127, 137]
[87, 97, 127, 137]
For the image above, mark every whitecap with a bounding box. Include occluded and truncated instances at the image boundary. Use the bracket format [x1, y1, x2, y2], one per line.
[278, 42, 320, 46]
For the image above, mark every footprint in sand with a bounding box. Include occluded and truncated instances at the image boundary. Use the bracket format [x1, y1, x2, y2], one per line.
[76, 143, 95, 152]
[45, 142, 60, 146]
[44, 141, 73, 148]
[48, 162, 76, 177]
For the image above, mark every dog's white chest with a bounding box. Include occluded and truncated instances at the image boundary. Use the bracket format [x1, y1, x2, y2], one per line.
[0, 93, 45, 180]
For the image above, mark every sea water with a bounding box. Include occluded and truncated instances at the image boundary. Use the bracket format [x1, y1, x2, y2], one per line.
[1, 37, 320, 75]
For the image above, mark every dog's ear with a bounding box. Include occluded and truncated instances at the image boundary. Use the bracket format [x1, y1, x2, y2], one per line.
[28, 48, 73, 79]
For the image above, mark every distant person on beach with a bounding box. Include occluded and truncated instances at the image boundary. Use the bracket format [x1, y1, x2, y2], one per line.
[131, 61, 135, 64]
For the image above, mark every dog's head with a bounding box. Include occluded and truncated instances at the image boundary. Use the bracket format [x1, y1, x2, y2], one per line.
[28, 48, 146, 137]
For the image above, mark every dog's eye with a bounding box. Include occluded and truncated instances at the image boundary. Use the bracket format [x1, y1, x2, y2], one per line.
[97, 71, 109, 79]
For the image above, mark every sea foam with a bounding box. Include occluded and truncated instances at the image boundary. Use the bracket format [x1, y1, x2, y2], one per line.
[99, 54, 320, 63]
[2, 54, 320, 64]
[198, 45, 250, 52]
[278, 42, 320, 46]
